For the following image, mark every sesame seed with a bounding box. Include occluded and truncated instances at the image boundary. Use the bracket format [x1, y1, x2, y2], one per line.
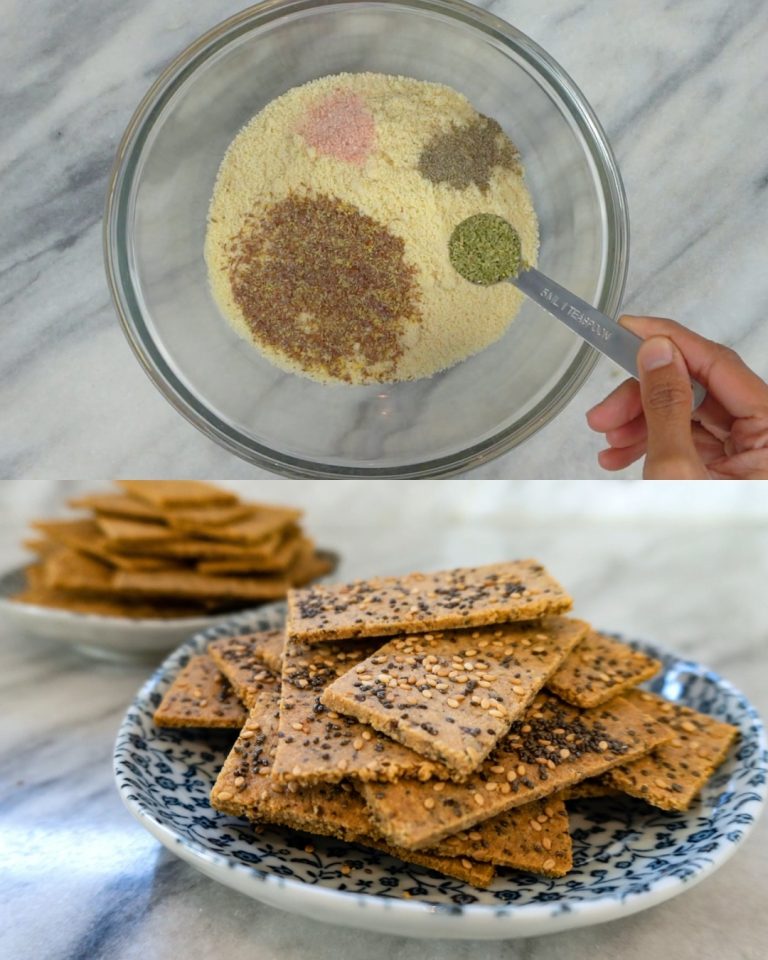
[433, 781, 445, 791]
[517, 764, 526, 775]
[485, 782, 498, 791]
[291, 722, 304, 731]
[446, 698, 460, 708]
[680, 720, 697, 733]
[543, 858, 556, 871]
[340, 864, 351, 875]
[461, 859, 473, 870]
[542, 837, 552, 850]
[353, 738, 364, 750]
[655, 778, 668, 789]
[506, 770, 517, 782]
[598, 740, 608, 751]
[473, 792, 485, 806]
[216, 790, 233, 801]
[559, 748, 570, 759]
[423, 797, 435, 809]
[234, 776, 245, 787]
[490, 765, 505, 774]
[530, 820, 542, 832]
[468, 831, 482, 842]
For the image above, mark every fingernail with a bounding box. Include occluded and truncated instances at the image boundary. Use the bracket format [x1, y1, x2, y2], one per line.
[638, 337, 674, 372]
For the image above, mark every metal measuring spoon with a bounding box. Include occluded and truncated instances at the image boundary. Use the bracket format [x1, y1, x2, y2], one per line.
[449, 214, 706, 409]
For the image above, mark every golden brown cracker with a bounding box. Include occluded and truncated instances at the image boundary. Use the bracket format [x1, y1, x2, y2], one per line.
[562, 779, 624, 800]
[602, 689, 739, 811]
[169, 505, 302, 544]
[208, 632, 283, 708]
[273, 638, 449, 784]
[359, 693, 671, 850]
[42, 547, 117, 595]
[287, 560, 572, 644]
[117, 480, 238, 507]
[154, 656, 247, 728]
[322, 617, 589, 777]
[96, 516, 181, 547]
[113, 568, 289, 602]
[32, 519, 176, 571]
[210, 693, 493, 887]
[547, 631, 661, 708]
[249, 629, 286, 673]
[431, 795, 573, 876]
[197, 532, 301, 574]
[70, 491, 254, 527]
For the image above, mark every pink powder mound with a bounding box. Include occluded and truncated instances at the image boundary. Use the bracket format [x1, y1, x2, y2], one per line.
[297, 89, 376, 166]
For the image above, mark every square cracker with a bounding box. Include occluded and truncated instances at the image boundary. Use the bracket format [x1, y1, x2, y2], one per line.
[113, 568, 289, 602]
[430, 795, 573, 877]
[322, 617, 589, 777]
[210, 695, 493, 887]
[42, 547, 120, 595]
[198, 533, 302, 574]
[601, 689, 739, 811]
[13, 564, 208, 619]
[547, 631, 661, 708]
[287, 560, 572, 644]
[168, 506, 302, 544]
[208, 632, 284, 708]
[248, 629, 286, 674]
[117, 480, 238, 507]
[153, 656, 247, 728]
[359, 692, 671, 850]
[32, 519, 178, 571]
[69, 492, 254, 527]
[273, 638, 449, 784]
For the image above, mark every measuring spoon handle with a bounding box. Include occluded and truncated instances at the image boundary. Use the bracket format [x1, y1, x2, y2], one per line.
[511, 265, 706, 410]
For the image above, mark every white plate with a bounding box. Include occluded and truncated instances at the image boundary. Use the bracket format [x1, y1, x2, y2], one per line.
[0, 564, 256, 661]
[114, 604, 768, 939]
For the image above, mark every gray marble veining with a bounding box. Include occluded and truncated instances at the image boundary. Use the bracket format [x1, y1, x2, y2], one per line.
[1, 481, 767, 958]
[1, 0, 767, 477]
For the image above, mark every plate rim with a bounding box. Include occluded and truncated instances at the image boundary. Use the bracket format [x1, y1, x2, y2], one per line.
[113, 605, 768, 935]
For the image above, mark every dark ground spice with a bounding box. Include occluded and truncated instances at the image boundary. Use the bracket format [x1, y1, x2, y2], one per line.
[418, 115, 520, 192]
[227, 193, 422, 382]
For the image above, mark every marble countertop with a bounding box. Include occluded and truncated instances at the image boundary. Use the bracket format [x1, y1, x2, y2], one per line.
[3, 0, 768, 478]
[2, 481, 767, 958]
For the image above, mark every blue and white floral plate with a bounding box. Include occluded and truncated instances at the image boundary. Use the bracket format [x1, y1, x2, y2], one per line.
[114, 604, 767, 940]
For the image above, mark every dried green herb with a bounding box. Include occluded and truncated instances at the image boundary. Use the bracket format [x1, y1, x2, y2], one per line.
[418, 116, 519, 193]
[448, 214, 523, 285]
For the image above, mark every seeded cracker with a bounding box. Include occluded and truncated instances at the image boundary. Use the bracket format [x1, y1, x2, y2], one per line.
[547, 631, 661, 708]
[248, 630, 286, 674]
[273, 638, 449, 783]
[154, 656, 247, 728]
[563, 780, 623, 800]
[287, 560, 571, 644]
[208, 632, 284, 708]
[322, 617, 589, 776]
[359, 692, 671, 850]
[211, 692, 493, 887]
[601, 689, 739, 811]
[431, 795, 573, 876]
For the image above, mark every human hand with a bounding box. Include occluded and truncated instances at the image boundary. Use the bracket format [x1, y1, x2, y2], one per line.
[586, 315, 768, 479]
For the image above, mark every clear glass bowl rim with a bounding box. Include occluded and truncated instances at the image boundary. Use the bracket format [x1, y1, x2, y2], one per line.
[104, 0, 629, 478]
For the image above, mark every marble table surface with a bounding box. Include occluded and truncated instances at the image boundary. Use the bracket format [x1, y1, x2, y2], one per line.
[2, 481, 767, 959]
[2, 0, 768, 478]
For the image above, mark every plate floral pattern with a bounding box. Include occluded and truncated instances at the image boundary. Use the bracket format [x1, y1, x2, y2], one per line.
[114, 604, 767, 939]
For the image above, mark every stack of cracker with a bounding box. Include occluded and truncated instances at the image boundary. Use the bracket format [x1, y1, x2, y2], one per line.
[13, 480, 334, 619]
[153, 560, 738, 889]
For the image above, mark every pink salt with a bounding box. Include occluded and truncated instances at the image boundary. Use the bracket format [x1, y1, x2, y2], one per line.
[297, 89, 375, 166]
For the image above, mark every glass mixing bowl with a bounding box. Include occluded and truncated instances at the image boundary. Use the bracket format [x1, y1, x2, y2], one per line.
[105, 0, 628, 477]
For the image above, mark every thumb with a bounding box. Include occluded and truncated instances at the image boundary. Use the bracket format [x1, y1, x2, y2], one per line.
[637, 336, 705, 479]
